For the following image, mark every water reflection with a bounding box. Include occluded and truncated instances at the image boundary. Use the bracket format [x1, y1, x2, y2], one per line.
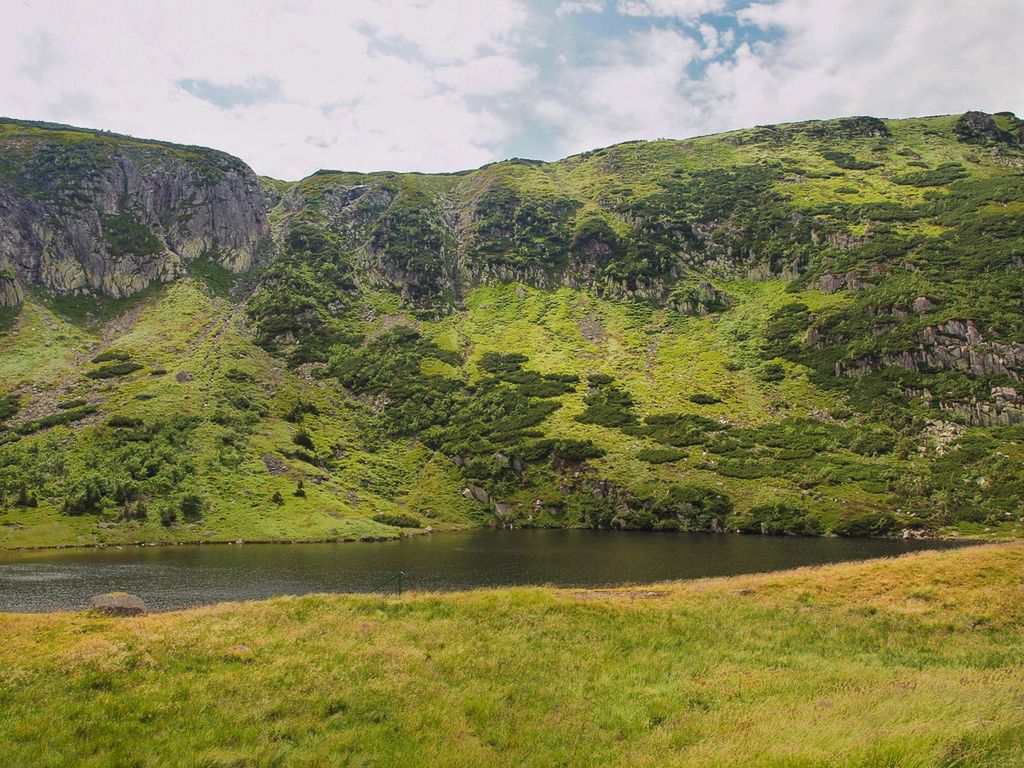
[0, 529, 968, 612]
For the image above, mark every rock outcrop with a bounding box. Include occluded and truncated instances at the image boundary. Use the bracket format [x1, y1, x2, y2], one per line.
[838, 319, 1024, 382]
[955, 110, 1024, 146]
[0, 120, 269, 299]
[88, 592, 148, 616]
[669, 279, 734, 316]
[838, 319, 1024, 424]
[812, 271, 875, 295]
[0, 266, 23, 307]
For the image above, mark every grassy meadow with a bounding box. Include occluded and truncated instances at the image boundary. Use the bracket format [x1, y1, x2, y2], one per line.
[1, 542, 1022, 767]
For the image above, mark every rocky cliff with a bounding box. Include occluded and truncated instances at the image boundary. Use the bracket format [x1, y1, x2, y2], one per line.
[3, 111, 1024, 431]
[0, 119, 268, 302]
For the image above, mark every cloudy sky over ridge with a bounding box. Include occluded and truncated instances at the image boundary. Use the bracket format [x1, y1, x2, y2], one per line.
[2, 0, 1021, 179]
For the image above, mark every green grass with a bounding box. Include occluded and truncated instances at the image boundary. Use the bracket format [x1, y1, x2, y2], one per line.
[190, 254, 241, 298]
[0, 282, 481, 548]
[0, 543, 1021, 766]
[3, 274, 1022, 548]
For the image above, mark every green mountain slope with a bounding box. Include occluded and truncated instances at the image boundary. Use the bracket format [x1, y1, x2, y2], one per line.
[1, 111, 1023, 547]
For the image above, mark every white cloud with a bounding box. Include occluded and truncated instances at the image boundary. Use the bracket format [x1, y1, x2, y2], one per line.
[616, 0, 726, 20]
[0, 0, 532, 177]
[532, 0, 1024, 157]
[536, 27, 703, 151]
[433, 55, 536, 97]
[555, 0, 605, 17]
[0, 0, 1021, 177]
[18, 30, 62, 83]
[722, 0, 1024, 127]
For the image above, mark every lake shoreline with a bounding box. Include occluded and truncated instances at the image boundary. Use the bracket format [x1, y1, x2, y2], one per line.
[0, 521, 1005, 555]
[0, 539, 995, 617]
[0, 528, 976, 613]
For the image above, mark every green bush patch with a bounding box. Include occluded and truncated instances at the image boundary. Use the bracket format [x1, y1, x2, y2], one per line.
[87, 362, 143, 379]
[100, 213, 162, 257]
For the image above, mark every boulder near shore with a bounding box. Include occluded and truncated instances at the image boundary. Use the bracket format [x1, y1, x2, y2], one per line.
[88, 592, 148, 617]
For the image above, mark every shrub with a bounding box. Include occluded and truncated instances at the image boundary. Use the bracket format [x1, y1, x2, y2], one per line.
[821, 151, 881, 171]
[101, 213, 162, 257]
[16, 405, 97, 435]
[850, 431, 896, 456]
[627, 412, 725, 447]
[731, 502, 821, 536]
[271, 490, 285, 505]
[576, 381, 636, 428]
[689, 393, 722, 405]
[610, 507, 659, 531]
[62, 474, 107, 516]
[285, 400, 319, 423]
[478, 352, 528, 376]
[758, 363, 786, 382]
[16, 484, 37, 508]
[892, 163, 967, 187]
[91, 349, 132, 363]
[574, 494, 617, 529]
[179, 492, 205, 521]
[524, 438, 605, 463]
[653, 484, 734, 531]
[224, 367, 255, 383]
[293, 428, 315, 450]
[108, 416, 143, 429]
[636, 448, 687, 464]
[112, 479, 140, 504]
[160, 506, 178, 526]
[87, 362, 143, 379]
[122, 500, 148, 521]
[294, 480, 306, 498]
[832, 512, 899, 537]
[374, 511, 422, 528]
[0, 394, 19, 422]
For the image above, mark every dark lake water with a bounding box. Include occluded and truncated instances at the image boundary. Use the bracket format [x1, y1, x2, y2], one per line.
[0, 530, 968, 612]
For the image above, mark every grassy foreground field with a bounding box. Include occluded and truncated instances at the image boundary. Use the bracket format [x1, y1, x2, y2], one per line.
[1, 543, 1022, 767]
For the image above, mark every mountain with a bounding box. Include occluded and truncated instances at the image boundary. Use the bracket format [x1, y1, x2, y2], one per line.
[1, 111, 1022, 547]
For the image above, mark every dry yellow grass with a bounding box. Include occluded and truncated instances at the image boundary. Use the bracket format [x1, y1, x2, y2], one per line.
[1, 543, 1022, 767]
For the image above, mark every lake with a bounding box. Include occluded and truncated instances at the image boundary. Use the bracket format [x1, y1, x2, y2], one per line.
[0, 530, 968, 612]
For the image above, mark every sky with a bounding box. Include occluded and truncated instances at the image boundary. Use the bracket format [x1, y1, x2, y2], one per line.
[2, 0, 1022, 179]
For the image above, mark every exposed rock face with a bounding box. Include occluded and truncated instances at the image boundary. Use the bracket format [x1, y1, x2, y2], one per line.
[955, 110, 1024, 146]
[943, 386, 1024, 427]
[838, 319, 1024, 424]
[89, 592, 148, 616]
[0, 268, 23, 307]
[669, 279, 734, 316]
[839, 320, 1024, 381]
[808, 116, 890, 140]
[812, 271, 875, 295]
[461, 483, 490, 504]
[0, 121, 269, 299]
[907, 386, 1024, 427]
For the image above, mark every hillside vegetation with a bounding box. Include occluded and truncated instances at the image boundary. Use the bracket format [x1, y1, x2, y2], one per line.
[1, 543, 1022, 766]
[1, 111, 1023, 546]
